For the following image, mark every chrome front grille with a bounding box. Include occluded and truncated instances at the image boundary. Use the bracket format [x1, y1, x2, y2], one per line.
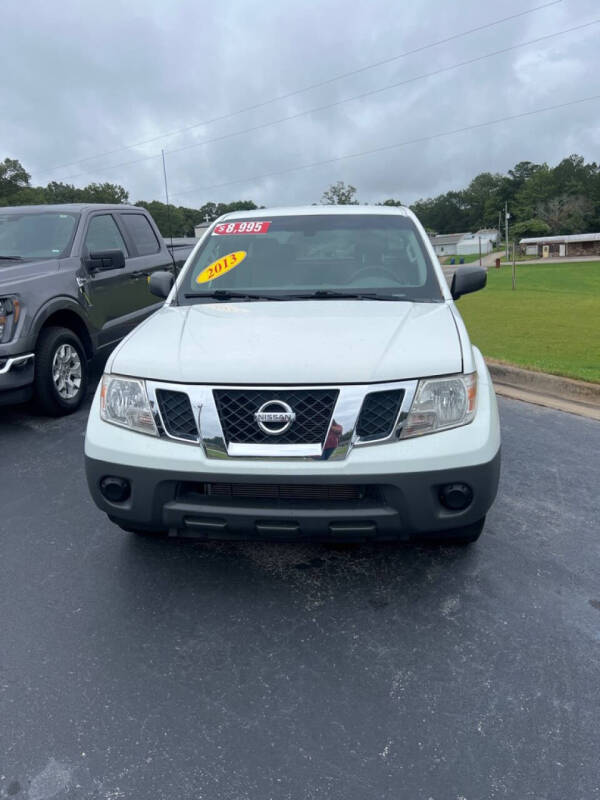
[213, 389, 338, 445]
[145, 379, 418, 460]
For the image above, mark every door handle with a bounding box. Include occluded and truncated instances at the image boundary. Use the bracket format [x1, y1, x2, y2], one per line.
[130, 270, 148, 278]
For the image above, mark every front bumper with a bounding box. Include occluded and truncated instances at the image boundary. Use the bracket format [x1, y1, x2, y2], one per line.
[0, 354, 35, 405]
[84, 351, 501, 540]
[85, 451, 500, 540]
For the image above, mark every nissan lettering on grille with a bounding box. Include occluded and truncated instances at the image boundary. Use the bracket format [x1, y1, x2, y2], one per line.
[254, 400, 296, 435]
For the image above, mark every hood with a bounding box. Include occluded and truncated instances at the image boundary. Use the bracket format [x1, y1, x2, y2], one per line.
[0, 258, 59, 290]
[110, 300, 462, 384]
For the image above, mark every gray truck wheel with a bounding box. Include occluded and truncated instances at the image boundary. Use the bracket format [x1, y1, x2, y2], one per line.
[34, 326, 88, 416]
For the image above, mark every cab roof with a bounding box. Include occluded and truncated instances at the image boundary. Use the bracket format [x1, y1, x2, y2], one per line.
[219, 204, 411, 220]
[0, 203, 140, 214]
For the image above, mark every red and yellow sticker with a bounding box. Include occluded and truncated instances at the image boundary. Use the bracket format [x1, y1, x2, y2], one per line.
[196, 251, 247, 284]
[213, 221, 271, 235]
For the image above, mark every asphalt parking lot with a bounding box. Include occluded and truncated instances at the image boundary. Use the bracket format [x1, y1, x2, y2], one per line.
[1, 370, 599, 800]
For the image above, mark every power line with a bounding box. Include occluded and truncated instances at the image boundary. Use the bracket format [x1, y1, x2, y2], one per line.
[35, 0, 562, 177]
[170, 94, 600, 199]
[58, 16, 599, 184]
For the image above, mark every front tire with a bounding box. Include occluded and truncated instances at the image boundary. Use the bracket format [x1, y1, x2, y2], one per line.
[34, 326, 88, 416]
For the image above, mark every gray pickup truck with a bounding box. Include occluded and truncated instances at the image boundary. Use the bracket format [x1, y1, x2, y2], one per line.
[0, 204, 195, 414]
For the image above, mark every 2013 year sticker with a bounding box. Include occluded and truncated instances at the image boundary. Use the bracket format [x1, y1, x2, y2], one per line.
[196, 251, 247, 284]
[212, 221, 271, 235]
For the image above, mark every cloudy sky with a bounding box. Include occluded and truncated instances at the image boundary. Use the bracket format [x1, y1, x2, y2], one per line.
[3, 0, 599, 208]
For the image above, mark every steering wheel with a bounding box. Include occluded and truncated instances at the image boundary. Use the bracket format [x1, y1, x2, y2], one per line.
[347, 265, 399, 284]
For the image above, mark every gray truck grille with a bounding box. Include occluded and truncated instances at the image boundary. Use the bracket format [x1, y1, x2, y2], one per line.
[156, 389, 198, 440]
[213, 389, 338, 445]
[356, 390, 405, 439]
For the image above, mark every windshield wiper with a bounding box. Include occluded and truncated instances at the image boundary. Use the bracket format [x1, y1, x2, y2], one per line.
[0, 255, 24, 261]
[183, 289, 285, 301]
[286, 289, 410, 301]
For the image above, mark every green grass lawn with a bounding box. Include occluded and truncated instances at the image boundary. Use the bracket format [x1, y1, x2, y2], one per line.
[457, 260, 600, 383]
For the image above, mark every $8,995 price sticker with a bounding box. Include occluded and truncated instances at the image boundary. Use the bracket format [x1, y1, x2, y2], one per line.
[212, 220, 271, 235]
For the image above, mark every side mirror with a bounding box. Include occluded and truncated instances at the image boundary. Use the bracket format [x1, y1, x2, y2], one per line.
[87, 249, 126, 271]
[451, 266, 487, 300]
[149, 270, 174, 299]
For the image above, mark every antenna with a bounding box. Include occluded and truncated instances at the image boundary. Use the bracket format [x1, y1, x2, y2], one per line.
[161, 149, 178, 305]
[161, 149, 174, 253]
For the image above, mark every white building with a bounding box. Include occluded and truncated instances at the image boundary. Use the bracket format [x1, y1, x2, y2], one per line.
[430, 229, 499, 257]
[456, 230, 497, 256]
[429, 233, 465, 256]
[194, 222, 211, 238]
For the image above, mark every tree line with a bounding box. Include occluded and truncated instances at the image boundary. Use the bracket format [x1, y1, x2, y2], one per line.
[0, 158, 260, 237]
[410, 155, 600, 237]
[2, 153, 599, 239]
[319, 158, 600, 238]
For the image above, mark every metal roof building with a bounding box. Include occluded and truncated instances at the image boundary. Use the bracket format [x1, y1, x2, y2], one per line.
[519, 232, 600, 257]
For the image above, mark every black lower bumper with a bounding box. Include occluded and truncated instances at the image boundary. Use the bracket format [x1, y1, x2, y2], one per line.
[85, 450, 501, 542]
[0, 359, 34, 406]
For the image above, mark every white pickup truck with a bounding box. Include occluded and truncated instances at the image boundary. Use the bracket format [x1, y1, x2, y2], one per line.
[84, 205, 500, 545]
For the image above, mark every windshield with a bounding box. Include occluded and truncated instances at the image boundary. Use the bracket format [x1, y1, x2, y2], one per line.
[0, 212, 79, 260]
[180, 214, 443, 302]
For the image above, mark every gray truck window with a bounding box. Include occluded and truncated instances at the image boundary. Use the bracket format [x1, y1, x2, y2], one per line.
[121, 213, 160, 256]
[85, 215, 128, 255]
[0, 212, 78, 260]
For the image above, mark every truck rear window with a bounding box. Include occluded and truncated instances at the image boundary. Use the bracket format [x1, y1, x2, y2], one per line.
[120, 213, 160, 256]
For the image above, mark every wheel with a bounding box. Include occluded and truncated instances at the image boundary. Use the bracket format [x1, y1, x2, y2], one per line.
[34, 326, 88, 416]
[416, 517, 486, 546]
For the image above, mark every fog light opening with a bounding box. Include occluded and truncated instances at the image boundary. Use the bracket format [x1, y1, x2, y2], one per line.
[439, 482, 473, 511]
[100, 476, 131, 503]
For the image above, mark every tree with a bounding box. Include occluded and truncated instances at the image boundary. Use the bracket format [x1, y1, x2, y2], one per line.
[379, 198, 403, 207]
[42, 180, 128, 205]
[321, 181, 358, 205]
[81, 182, 128, 204]
[536, 195, 594, 235]
[461, 172, 504, 229]
[410, 191, 469, 234]
[136, 200, 187, 237]
[0, 158, 30, 195]
[512, 218, 551, 238]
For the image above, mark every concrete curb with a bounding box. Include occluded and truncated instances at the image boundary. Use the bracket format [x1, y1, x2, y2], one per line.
[486, 359, 600, 420]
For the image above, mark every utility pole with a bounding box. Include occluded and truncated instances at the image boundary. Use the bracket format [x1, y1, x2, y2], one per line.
[504, 201, 510, 261]
[512, 241, 516, 290]
[479, 235, 482, 266]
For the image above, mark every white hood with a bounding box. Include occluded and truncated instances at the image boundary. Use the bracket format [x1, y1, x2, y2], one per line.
[110, 300, 462, 384]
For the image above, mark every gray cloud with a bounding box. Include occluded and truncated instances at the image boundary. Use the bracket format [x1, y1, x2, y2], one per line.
[2, 0, 599, 208]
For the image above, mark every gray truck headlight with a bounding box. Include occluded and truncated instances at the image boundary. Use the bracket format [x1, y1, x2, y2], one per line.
[100, 375, 158, 436]
[0, 297, 20, 343]
[400, 372, 477, 438]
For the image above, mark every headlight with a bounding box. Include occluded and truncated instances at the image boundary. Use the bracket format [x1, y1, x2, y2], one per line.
[100, 374, 158, 436]
[400, 372, 477, 438]
[0, 297, 20, 343]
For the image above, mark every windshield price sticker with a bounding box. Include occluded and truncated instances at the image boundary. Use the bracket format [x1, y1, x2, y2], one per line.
[212, 221, 271, 235]
[196, 251, 247, 284]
